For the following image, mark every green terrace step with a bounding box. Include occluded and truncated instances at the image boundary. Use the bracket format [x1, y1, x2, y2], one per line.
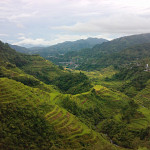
[67, 131, 92, 140]
[54, 112, 70, 128]
[57, 118, 77, 131]
[65, 126, 84, 137]
[45, 106, 58, 117]
[51, 111, 67, 126]
[57, 121, 81, 137]
[83, 135, 99, 145]
[48, 111, 63, 123]
[45, 105, 96, 148]
[45, 106, 60, 119]
[58, 123, 81, 135]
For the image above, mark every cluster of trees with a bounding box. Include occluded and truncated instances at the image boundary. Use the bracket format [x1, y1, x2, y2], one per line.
[54, 72, 92, 94]
[99, 118, 150, 149]
[99, 119, 134, 148]
[121, 100, 139, 123]
[0, 103, 62, 150]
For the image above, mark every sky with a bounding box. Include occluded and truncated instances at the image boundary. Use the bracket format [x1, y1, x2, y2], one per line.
[0, 0, 150, 47]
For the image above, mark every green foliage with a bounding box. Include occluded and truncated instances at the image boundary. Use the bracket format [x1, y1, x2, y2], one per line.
[98, 119, 134, 148]
[121, 100, 139, 123]
[112, 65, 150, 97]
[135, 80, 150, 108]
[58, 95, 104, 126]
[0, 78, 116, 150]
[54, 72, 92, 94]
[0, 41, 92, 95]
[0, 103, 57, 150]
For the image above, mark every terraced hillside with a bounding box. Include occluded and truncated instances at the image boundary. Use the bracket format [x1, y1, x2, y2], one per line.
[0, 62, 58, 93]
[0, 78, 120, 150]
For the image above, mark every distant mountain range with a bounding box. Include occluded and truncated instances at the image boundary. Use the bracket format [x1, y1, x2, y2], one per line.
[9, 33, 150, 71]
[50, 33, 150, 70]
[9, 37, 108, 56]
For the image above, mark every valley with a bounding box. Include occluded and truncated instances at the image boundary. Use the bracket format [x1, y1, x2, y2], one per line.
[0, 33, 150, 150]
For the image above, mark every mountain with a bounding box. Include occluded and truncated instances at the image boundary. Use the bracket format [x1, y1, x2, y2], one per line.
[57, 33, 150, 70]
[92, 33, 150, 54]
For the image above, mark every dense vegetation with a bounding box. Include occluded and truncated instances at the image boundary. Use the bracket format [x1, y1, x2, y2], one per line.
[53, 72, 92, 94]
[1, 33, 150, 150]
[1, 78, 116, 150]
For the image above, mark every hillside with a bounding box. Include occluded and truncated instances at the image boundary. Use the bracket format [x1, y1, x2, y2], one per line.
[92, 33, 150, 54]
[0, 41, 92, 94]
[9, 44, 30, 54]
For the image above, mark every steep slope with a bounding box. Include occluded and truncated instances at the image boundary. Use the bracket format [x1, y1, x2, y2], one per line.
[0, 78, 119, 150]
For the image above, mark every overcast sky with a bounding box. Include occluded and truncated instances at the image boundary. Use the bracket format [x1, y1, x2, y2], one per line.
[0, 0, 150, 47]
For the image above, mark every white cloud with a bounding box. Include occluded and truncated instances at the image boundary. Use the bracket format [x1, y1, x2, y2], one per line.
[17, 33, 25, 36]
[12, 34, 106, 46]
[1, 0, 150, 44]
[49, 34, 91, 45]
[0, 34, 8, 37]
[13, 37, 51, 46]
[52, 14, 150, 34]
